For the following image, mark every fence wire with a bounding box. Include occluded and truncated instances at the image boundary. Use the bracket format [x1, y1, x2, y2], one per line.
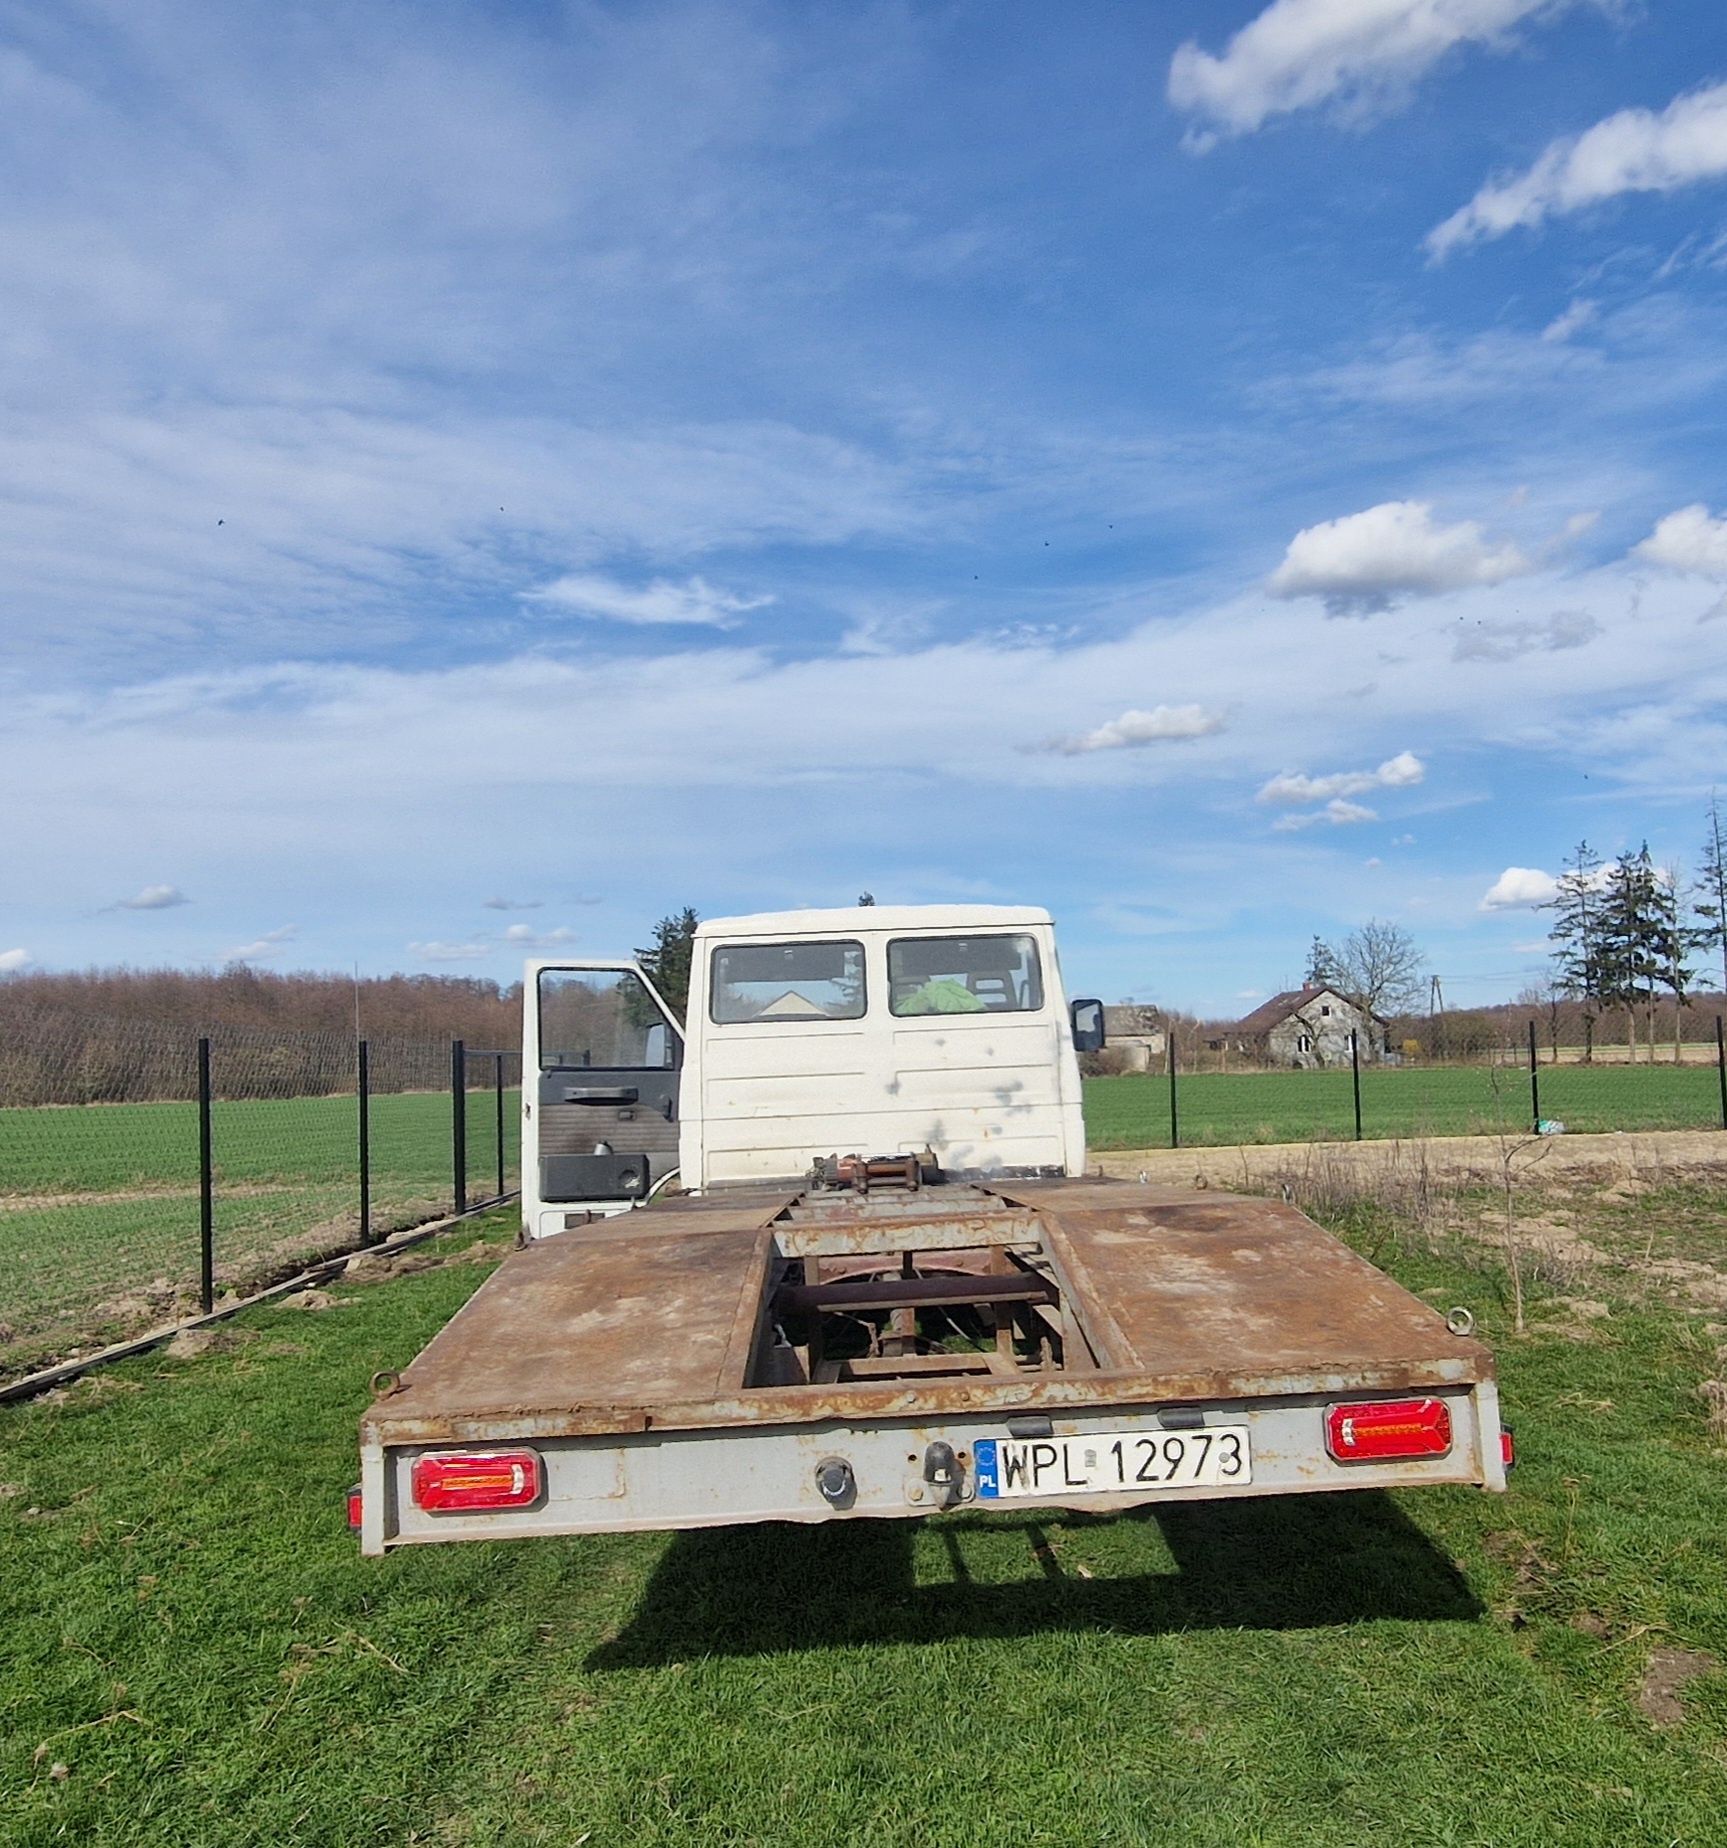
[459, 1047, 522, 1212]
[1083, 1024, 1727, 1151]
[6, 1011, 1723, 1381]
[0, 1018, 513, 1384]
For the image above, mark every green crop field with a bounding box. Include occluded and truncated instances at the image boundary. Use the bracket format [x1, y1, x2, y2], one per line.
[3, 1190, 1725, 1846]
[0, 1090, 518, 1379]
[2, 1064, 1722, 1377]
[1082, 1062, 1726, 1150]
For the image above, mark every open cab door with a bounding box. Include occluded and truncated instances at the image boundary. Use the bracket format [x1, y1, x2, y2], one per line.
[523, 960, 684, 1237]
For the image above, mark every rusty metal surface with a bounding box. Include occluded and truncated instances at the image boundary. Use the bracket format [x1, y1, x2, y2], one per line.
[363, 1178, 1493, 1445]
[1019, 1193, 1475, 1376]
[775, 1270, 1057, 1314]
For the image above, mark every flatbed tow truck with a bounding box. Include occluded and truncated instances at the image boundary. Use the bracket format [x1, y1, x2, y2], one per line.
[356, 906, 1506, 1553]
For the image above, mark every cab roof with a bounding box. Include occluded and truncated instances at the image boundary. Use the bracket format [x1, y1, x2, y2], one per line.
[694, 904, 1053, 939]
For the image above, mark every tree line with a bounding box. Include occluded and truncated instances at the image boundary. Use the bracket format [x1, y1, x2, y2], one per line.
[1544, 797, 1727, 1062]
[0, 963, 519, 1047]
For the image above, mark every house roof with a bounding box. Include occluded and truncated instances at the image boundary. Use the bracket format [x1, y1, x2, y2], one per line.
[1231, 985, 1386, 1035]
[1103, 1004, 1163, 1036]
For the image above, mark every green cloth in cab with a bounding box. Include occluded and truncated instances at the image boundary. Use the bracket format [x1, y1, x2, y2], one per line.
[899, 978, 987, 1015]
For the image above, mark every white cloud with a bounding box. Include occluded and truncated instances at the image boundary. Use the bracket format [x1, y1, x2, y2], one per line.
[1258, 750, 1425, 805]
[502, 923, 580, 948]
[1480, 866, 1559, 909]
[226, 924, 298, 960]
[1540, 298, 1598, 343]
[1168, 0, 1581, 142]
[524, 572, 774, 627]
[1634, 504, 1727, 575]
[410, 939, 492, 962]
[1430, 79, 1727, 256]
[117, 883, 190, 910]
[481, 896, 543, 911]
[1272, 796, 1378, 831]
[1044, 704, 1226, 755]
[7, 559, 1727, 989]
[1453, 608, 1600, 661]
[0, 948, 31, 973]
[1269, 501, 1530, 613]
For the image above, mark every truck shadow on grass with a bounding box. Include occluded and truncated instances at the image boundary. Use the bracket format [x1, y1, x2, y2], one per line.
[587, 1490, 1480, 1668]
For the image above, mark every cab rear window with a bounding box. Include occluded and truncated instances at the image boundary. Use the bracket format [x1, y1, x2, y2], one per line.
[710, 940, 866, 1023]
[888, 934, 1043, 1016]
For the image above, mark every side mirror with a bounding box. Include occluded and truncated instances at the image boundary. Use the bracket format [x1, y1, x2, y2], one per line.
[1070, 998, 1105, 1054]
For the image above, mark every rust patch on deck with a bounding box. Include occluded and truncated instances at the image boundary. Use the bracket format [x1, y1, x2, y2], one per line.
[363, 1178, 1491, 1446]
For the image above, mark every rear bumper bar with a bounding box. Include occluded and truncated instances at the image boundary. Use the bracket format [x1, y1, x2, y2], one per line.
[359, 1379, 1505, 1553]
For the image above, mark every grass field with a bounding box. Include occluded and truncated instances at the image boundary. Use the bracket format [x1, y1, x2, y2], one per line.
[0, 1091, 518, 1378]
[2, 1183, 1725, 1846]
[2, 1065, 1721, 1378]
[1083, 1062, 1727, 1149]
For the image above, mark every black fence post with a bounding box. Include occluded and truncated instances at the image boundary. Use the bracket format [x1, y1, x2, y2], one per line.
[197, 1036, 214, 1315]
[494, 1052, 506, 1201]
[1717, 1015, 1726, 1132]
[1350, 1029, 1363, 1141]
[1528, 1020, 1541, 1134]
[452, 1039, 467, 1215]
[1168, 1040, 1179, 1150]
[358, 1039, 373, 1247]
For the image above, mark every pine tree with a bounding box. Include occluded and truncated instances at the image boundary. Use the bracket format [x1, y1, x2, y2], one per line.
[1696, 793, 1727, 1001]
[1303, 935, 1335, 987]
[1546, 841, 1604, 1059]
[634, 907, 700, 1023]
[1653, 864, 1697, 1061]
[1598, 844, 1664, 1063]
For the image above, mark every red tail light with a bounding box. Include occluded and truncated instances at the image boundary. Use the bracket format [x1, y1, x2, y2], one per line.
[1500, 1427, 1516, 1469]
[1326, 1398, 1452, 1463]
[346, 1485, 363, 1529]
[411, 1449, 543, 1513]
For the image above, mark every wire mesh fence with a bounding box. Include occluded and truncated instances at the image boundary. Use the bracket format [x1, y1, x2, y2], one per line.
[0, 1019, 518, 1385]
[1083, 1021, 1727, 1151]
[456, 1045, 522, 1215]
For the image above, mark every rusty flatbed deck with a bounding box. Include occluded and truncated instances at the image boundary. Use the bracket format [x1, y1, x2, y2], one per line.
[363, 1180, 1492, 1448]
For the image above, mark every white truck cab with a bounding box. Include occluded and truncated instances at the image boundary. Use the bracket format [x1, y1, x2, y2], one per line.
[521, 904, 1103, 1239]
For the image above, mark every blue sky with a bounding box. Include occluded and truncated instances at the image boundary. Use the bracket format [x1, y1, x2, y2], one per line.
[3, 0, 1727, 1014]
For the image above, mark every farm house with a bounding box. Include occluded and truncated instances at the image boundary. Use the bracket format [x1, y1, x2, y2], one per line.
[1219, 984, 1390, 1069]
[1101, 1004, 1167, 1071]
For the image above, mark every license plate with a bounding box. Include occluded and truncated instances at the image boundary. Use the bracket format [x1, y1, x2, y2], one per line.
[974, 1426, 1251, 1499]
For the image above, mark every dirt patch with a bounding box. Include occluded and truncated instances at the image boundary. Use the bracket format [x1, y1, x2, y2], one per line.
[278, 1289, 346, 1312]
[1097, 1129, 1727, 1194]
[1698, 1380, 1727, 1441]
[1099, 1132, 1727, 1318]
[341, 1239, 498, 1284]
[1531, 1296, 1615, 1342]
[0, 1181, 293, 1212]
[165, 1327, 251, 1361]
[1637, 1646, 1719, 1726]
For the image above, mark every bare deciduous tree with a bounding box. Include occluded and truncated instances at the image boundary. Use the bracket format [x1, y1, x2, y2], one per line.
[1310, 919, 1428, 1019]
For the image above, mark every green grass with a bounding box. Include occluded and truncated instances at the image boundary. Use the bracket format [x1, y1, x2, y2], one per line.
[0, 1090, 511, 1196]
[2, 1064, 1719, 1374]
[1, 1203, 1724, 1845]
[0, 1091, 517, 1378]
[1083, 1062, 1727, 1149]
